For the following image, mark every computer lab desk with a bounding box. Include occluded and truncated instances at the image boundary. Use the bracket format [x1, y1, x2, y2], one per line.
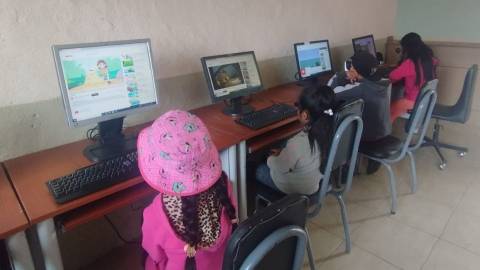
[2, 80, 315, 269]
[0, 165, 35, 269]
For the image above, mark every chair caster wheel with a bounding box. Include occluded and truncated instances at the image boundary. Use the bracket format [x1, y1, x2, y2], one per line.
[391, 211, 396, 215]
[459, 152, 467, 157]
[439, 163, 446, 170]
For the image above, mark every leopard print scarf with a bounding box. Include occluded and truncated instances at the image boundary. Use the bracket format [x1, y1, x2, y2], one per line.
[162, 188, 222, 249]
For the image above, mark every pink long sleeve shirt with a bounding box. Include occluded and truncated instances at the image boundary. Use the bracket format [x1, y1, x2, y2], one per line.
[390, 58, 438, 101]
[142, 180, 236, 270]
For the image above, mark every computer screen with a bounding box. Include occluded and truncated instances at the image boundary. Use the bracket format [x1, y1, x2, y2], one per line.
[201, 51, 263, 103]
[352, 35, 377, 59]
[294, 40, 333, 80]
[52, 39, 158, 127]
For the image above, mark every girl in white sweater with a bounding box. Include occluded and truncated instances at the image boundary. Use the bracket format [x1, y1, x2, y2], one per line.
[253, 85, 337, 195]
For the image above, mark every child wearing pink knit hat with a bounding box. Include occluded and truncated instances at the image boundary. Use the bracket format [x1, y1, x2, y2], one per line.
[138, 110, 238, 270]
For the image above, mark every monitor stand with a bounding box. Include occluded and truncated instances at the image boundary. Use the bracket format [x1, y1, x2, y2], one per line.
[222, 96, 253, 116]
[83, 117, 137, 162]
[297, 76, 329, 87]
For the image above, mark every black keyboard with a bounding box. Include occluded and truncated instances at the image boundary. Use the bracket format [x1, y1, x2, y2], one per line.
[377, 67, 393, 78]
[46, 152, 140, 205]
[235, 103, 298, 130]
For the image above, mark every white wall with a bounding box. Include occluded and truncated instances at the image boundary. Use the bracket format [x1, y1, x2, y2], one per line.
[395, 0, 480, 42]
[1, 0, 396, 107]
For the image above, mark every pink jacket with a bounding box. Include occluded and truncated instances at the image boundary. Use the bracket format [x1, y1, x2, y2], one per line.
[390, 58, 438, 101]
[142, 180, 236, 270]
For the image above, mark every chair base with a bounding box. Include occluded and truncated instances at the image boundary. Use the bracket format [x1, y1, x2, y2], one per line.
[420, 119, 468, 168]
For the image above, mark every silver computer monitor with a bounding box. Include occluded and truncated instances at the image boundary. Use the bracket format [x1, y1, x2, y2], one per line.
[201, 51, 263, 116]
[52, 39, 159, 128]
[294, 40, 334, 81]
[352, 35, 377, 59]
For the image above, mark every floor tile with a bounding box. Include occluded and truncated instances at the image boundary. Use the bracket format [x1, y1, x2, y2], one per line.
[309, 201, 372, 239]
[376, 193, 454, 237]
[398, 159, 476, 208]
[343, 176, 392, 210]
[351, 212, 437, 270]
[319, 242, 400, 270]
[441, 211, 480, 256]
[457, 184, 480, 217]
[422, 240, 480, 270]
[303, 222, 343, 268]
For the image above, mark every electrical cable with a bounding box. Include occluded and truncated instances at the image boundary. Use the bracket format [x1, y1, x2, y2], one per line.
[87, 126, 99, 141]
[104, 215, 142, 244]
[223, 94, 253, 107]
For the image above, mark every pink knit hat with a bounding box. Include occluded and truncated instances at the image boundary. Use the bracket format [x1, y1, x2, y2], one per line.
[137, 110, 222, 196]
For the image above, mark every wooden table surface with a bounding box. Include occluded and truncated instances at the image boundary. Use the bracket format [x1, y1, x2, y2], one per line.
[191, 82, 303, 141]
[4, 80, 328, 227]
[3, 122, 238, 225]
[0, 165, 29, 239]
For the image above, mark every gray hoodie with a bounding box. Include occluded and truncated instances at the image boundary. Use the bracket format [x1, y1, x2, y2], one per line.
[329, 71, 392, 139]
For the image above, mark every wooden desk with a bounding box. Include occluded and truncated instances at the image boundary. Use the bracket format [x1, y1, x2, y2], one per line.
[3, 80, 316, 269]
[0, 165, 35, 269]
[4, 124, 238, 226]
[0, 166, 28, 239]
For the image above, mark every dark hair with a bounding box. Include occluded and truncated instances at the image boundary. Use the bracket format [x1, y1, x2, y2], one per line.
[400, 33, 435, 86]
[297, 85, 337, 168]
[181, 171, 237, 270]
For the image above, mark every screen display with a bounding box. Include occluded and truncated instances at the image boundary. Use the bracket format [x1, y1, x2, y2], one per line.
[296, 41, 332, 79]
[353, 36, 376, 58]
[204, 53, 261, 98]
[57, 42, 157, 125]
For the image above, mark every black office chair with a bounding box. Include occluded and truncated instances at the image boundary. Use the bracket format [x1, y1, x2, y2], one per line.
[222, 194, 314, 270]
[421, 64, 478, 170]
[358, 80, 438, 214]
[253, 99, 364, 254]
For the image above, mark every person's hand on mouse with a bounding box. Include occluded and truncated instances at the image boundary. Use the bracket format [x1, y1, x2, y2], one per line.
[269, 149, 281, 157]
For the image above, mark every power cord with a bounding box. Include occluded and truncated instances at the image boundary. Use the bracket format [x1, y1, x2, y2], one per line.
[87, 126, 99, 141]
[223, 94, 253, 107]
[104, 215, 142, 244]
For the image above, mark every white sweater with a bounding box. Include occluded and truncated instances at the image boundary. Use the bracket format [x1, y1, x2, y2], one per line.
[267, 131, 322, 195]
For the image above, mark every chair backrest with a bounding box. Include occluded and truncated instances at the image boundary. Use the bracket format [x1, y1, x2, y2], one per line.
[452, 64, 478, 123]
[313, 100, 363, 210]
[222, 194, 309, 270]
[403, 80, 438, 152]
[331, 99, 364, 170]
[405, 79, 438, 134]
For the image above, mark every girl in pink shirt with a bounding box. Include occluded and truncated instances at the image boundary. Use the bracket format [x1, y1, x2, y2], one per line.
[138, 110, 238, 270]
[390, 32, 438, 122]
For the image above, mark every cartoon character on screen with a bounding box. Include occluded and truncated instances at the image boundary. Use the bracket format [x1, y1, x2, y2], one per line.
[97, 60, 110, 83]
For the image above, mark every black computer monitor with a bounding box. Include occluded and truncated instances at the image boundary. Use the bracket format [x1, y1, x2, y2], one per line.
[201, 51, 263, 116]
[352, 35, 377, 59]
[294, 40, 334, 86]
[52, 39, 159, 162]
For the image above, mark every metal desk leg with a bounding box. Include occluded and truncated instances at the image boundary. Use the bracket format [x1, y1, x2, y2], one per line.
[37, 218, 63, 270]
[237, 141, 248, 221]
[6, 231, 35, 270]
[220, 145, 239, 212]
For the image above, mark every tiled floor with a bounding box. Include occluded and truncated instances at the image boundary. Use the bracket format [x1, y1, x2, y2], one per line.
[82, 136, 480, 270]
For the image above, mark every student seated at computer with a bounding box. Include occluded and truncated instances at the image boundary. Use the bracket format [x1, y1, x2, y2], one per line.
[250, 85, 337, 195]
[138, 110, 238, 270]
[390, 32, 438, 122]
[328, 50, 391, 174]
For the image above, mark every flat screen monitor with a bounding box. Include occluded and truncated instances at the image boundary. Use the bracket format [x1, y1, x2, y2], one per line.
[52, 39, 159, 161]
[201, 51, 263, 116]
[352, 35, 377, 59]
[294, 40, 334, 81]
[52, 39, 159, 128]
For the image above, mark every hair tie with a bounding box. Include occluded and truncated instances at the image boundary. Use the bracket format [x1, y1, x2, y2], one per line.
[231, 218, 239, 224]
[324, 109, 333, 116]
[184, 244, 196, 258]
